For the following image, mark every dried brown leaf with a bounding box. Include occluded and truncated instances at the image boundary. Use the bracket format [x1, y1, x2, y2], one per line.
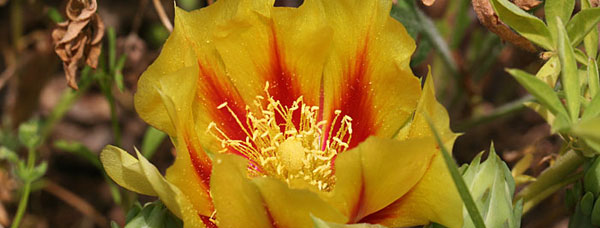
[52, 0, 104, 90]
[86, 43, 102, 68]
[90, 14, 105, 45]
[59, 20, 90, 44]
[472, 0, 538, 52]
[66, 0, 97, 21]
[0, 203, 8, 227]
[512, 0, 541, 10]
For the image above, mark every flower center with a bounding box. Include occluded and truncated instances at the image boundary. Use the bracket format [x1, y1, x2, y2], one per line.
[207, 82, 352, 191]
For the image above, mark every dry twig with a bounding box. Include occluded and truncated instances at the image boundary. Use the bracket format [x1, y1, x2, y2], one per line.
[152, 0, 173, 32]
[43, 180, 108, 228]
[472, 0, 537, 52]
[512, 0, 542, 10]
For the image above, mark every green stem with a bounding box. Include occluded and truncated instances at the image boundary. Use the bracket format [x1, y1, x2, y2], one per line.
[11, 181, 31, 228]
[101, 85, 121, 147]
[11, 147, 36, 228]
[455, 95, 533, 131]
[522, 172, 583, 213]
[516, 150, 585, 212]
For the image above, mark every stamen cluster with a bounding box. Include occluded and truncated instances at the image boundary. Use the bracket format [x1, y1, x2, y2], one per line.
[208, 82, 353, 191]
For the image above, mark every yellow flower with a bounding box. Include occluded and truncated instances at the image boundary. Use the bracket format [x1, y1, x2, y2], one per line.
[100, 0, 463, 227]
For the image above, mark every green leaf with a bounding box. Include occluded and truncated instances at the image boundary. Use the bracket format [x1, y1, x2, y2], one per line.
[462, 145, 521, 228]
[411, 37, 432, 67]
[536, 56, 561, 87]
[557, 18, 581, 122]
[15, 161, 47, 182]
[513, 199, 524, 228]
[415, 7, 459, 76]
[141, 126, 168, 159]
[107, 27, 117, 72]
[584, 157, 600, 196]
[584, 138, 600, 156]
[582, 192, 596, 216]
[18, 119, 42, 149]
[125, 202, 143, 223]
[426, 117, 487, 228]
[110, 221, 120, 228]
[592, 197, 600, 225]
[451, 0, 472, 49]
[29, 162, 48, 181]
[581, 0, 599, 59]
[576, 48, 591, 66]
[589, 58, 600, 98]
[124, 201, 183, 228]
[507, 69, 569, 118]
[0, 147, 19, 164]
[566, 7, 600, 47]
[54, 140, 102, 169]
[114, 55, 127, 92]
[489, 0, 553, 50]
[545, 0, 575, 42]
[572, 117, 600, 148]
[46, 7, 64, 23]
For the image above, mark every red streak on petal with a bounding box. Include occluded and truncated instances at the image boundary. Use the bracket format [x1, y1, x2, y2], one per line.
[264, 205, 280, 228]
[266, 24, 300, 108]
[183, 133, 212, 191]
[326, 42, 377, 151]
[199, 214, 218, 228]
[196, 61, 248, 156]
[264, 24, 306, 132]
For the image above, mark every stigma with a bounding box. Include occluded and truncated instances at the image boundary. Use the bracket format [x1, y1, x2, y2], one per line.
[207, 82, 353, 191]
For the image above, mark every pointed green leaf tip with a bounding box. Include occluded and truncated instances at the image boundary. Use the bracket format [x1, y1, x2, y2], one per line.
[461, 144, 522, 228]
[123, 201, 183, 228]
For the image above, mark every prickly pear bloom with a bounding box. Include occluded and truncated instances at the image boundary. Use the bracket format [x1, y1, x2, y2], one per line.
[100, 0, 463, 227]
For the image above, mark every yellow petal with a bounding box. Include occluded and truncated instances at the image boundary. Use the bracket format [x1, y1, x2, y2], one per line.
[210, 154, 274, 228]
[165, 130, 214, 217]
[405, 68, 457, 142]
[361, 153, 463, 228]
[134, 8, 197, 136]
[320, 0, 421, 148]
[212, 0, 331, 107]
[210, 154, 346, 227]
[327, 136, 436, 222]
[372, 68, 463, 227]
[150, 64, 214, 217]
[396, 68, 459, 152]
[100, 146, 204, 227]
[253, 177, 347, 227]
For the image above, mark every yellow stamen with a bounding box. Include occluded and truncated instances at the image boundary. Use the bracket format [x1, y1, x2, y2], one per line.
[208, 82, 352, 191]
